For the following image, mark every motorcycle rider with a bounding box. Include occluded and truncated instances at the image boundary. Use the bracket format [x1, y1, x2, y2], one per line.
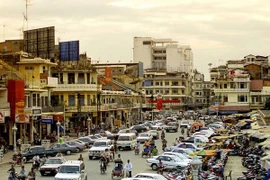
[134, 141, 140, 153]
[105, 149, 111, 163]
[161, 129, 165, 139]
[32, 155, 40, 169]
[7, 165, 15, 180]
[100, 154, 107, 171]
[157, 159, 164, 174]
[18, 165, 27, 180]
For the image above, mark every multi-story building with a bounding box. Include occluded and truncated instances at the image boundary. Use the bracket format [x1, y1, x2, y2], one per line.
[209, 54, 270, 115]
[133, 37, 193, 73]
[133, 37, 194, 112]
[143, 70, 191, 111]
[192, 70, 213, 110]
[0, 53, 57, 145]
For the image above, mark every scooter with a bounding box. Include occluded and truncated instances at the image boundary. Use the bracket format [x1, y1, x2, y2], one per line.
[134, 147, 140, 155]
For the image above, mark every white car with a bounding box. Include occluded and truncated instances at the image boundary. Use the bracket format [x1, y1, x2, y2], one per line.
[55, 160, 87, 180]
[122, 173, 167, 180]
[171, 142, 203, 151]
[171, 148, 195, 159]
[136, 132, 153, 143]
[88, 139, 113, 159]
[146, 154, 188, 171]
[40, 157, 66, 176]
[159, 152, 191, 163]
[151, 123, 167, 131]
[148, 130, 159, 139]
[180, 120, 191, 129]
[94, 134, 107, 140]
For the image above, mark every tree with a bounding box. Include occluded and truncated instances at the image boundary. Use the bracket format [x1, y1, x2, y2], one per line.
[264, 98, 270, 110]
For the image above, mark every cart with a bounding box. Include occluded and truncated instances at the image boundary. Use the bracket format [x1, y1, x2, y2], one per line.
[111, 160, 124, 179]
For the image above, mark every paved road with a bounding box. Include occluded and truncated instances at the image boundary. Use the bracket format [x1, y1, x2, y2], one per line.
[0, 128, 186, 180]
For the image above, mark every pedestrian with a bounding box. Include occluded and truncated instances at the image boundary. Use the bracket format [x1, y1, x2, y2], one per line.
[18, 165, 27, 180]
[152, 146, 158, 156]
[78, 154, 84, 161]
[28, 168, 36, 180]
[17, 138, 22, 151]
[124, 159, 133, 177]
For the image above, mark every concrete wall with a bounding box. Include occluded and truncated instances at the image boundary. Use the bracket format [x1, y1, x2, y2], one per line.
[133, 37, 152, 70]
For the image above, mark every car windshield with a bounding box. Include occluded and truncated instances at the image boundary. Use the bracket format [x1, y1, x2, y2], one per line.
[45, 159, 62, 164]
[95, 134, 102, 138]
[140, 134, 148, 137]
[89, 136, 98, 139]
[182, 121, 188, 124]
[59, 165, 80, 174]
[79, 138, 90, 142]
[93, 141, 107, 147]
[135, 175, 154, 179]
[118, 136, 130, 141]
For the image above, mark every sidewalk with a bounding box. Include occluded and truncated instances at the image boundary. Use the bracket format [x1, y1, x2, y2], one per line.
[224, 156, 246, 179]
[0, 151, 13, 166]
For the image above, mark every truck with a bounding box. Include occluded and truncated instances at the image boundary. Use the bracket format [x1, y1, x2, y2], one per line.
[23, 146, 57, 162]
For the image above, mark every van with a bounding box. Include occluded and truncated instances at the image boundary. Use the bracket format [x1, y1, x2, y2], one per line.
[117, 133, 137, 150]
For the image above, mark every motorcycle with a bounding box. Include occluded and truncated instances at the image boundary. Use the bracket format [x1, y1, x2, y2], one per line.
[134, 147, 140, 155]
[157, 166, 165, 175]
[32, 159, 40, 170]
[100, 161, 106, 174]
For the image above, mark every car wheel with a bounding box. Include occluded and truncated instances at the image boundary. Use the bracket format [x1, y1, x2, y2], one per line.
[151, 164, 158, 170]
[40, 172, 45, 176]
[89, 156, 93, 160]
[75, 148, 80, 153]
[66, 150, 71, 155]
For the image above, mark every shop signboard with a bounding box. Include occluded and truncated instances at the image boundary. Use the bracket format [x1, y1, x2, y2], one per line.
[15, 114, 30, 123]
[42, 115, 53, 124]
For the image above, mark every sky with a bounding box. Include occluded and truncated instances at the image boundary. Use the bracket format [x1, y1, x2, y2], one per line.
[1, 0, 270, 79]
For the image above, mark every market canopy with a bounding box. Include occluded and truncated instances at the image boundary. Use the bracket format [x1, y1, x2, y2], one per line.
[211, 135, 238, 140]
[192, 122, 203, 128]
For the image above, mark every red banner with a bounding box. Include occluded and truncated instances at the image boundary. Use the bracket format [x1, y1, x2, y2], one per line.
[105, 67, 112, 83]
[156, 98, 163, 110]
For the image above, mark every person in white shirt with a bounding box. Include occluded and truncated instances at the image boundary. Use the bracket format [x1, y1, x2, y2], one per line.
[124, 159, 132, 177]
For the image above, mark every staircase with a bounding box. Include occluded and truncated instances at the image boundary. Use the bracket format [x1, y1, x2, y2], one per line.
[0, 60, 23, 80]
[112, 79, 138, 93]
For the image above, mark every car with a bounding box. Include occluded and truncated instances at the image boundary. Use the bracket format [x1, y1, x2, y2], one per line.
[94, 134, 107, 140]
[47, 143, 78, 155]
[207, 123, 224, 130]
[180, 120, 190, 129]
[165, 122, 178, 133]
[88, 139, 113, 159]
[171, 142, 203, 151]
[118, 129, 138, 136]
[148, 130, 159, 139]
[65, 141, 86, 152]
[136, 132, 153, 143]
[130, 125, 148, 133]
[160, 152, 191, 163]
[74, 139, 87, 148]
[171, 148, 195, 159]
[192, 131, 212, 138]
[122, 173, 167, 180]
[55, 160, 87, 180]
[88, 135, 99, 141]
[151, 123, 167, 131]
[78, 137, 95, 148]
[146, 155, 189, 171]
[39, 157, 66, 176]
[184, 136, 209, 145]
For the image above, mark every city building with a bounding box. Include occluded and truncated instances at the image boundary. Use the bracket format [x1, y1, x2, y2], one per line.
[192, 70, 213, 110]
[209, 54, 270, 115]
[133, 37, 194, 112]
[133, 37, 193, 73]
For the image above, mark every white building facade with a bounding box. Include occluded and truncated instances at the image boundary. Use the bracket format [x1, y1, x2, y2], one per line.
[133, 37, 193, 73]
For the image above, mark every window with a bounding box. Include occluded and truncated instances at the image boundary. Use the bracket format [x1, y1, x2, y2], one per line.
[240, 83, 246, 89]
[79, 95, 84, 106]
[165, 90, 169, 94]
[172, 81, 178, 86]
[43, 66, 46, 73]
[224, 84, 227, 89]
[160, 82, 163, 86]
[155, 82, 159, 86]
[33, 94, 36, 106]
[238, 95, 247, 102]
[143, 41, 151, 45]
[68, 95, 75, 106]
[230, 82, 234, 88]
[172, 90, 178, 94]
[165, 81, 169, 86]
[87, 95, 91, 105]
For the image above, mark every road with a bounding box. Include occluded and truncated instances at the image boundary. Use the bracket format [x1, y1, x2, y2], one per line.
[0, 128, 186, 180]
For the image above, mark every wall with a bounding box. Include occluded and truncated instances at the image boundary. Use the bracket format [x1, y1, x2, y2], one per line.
[133, 37, 152, 70]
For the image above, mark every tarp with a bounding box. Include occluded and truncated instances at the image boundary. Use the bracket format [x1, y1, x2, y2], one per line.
[211, 135, 238, 140]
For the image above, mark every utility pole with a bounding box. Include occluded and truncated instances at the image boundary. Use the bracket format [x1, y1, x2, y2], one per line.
[77, 93, 82, 134]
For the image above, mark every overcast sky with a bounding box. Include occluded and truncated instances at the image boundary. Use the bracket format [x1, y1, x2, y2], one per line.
[1, 0, 270, 79]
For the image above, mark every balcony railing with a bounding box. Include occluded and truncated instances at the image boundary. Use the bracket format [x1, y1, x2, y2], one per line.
[143, 85, 185, 89]
[53, 84, 102, 92]
[224, 102, 249, 106]
[214, 88, 249, 93]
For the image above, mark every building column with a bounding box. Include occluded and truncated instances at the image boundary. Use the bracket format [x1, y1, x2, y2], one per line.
[8, 121, 13, 145]
[75, 73, 78, 84]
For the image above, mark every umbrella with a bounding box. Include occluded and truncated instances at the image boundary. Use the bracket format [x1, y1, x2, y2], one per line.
[192, 122, 203, 128]
[195, 149, 216, 157]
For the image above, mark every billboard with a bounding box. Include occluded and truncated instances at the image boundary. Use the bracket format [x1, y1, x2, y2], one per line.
[8, 80, 28, 123]
[23, 26, 55, 59]
[105, 67, 112, 83]
[59, 40, 79, 61]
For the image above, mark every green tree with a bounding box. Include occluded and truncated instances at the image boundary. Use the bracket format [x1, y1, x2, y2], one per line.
[264, 98, 270, 110]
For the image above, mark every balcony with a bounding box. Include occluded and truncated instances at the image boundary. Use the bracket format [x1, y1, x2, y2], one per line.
[144, 85, 185, 89]
[53, 84, 102, 92]
[214, 88, 249, 93]
[224, 102, 249, 106]
[46, 77, 58, 88]
[233, 78, 250, 82]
